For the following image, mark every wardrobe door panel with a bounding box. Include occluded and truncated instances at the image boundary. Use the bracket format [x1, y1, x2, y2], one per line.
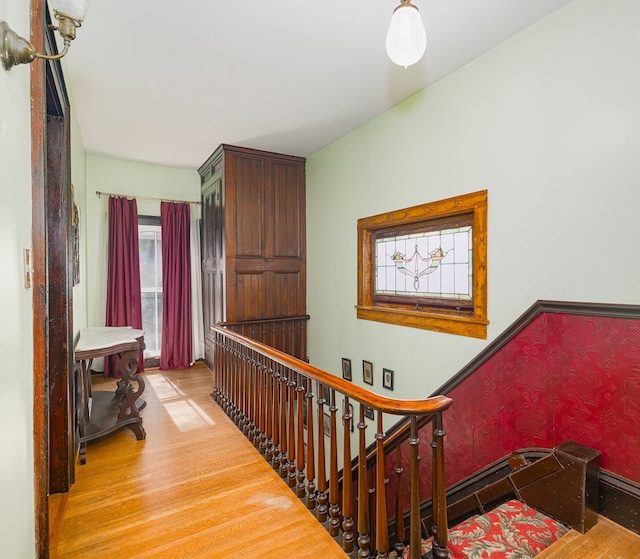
[232, 156, 265, 258]
[232, 271, 266, 321]
[268, 271, 304, 317]
[273, 162, 304, 259]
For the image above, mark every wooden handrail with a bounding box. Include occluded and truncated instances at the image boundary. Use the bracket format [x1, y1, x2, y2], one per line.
[213, 325, 453, 416]
[211, 324, 452, 557]
[219, 315, 311, 327]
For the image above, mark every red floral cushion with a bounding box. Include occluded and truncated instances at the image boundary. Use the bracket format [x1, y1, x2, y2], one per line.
[400, 499, 569, 558]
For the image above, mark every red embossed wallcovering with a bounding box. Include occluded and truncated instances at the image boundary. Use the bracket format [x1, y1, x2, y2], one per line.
[390, 312, 640, 512]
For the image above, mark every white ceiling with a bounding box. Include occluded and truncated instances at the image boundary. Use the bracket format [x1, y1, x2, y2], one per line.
[64, 0, 574, 170]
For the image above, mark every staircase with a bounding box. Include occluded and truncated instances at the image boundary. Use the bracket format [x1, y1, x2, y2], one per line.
[210, 318, 640, 559]
[391, 500, 567, 559]
[390, 501, 640, 559]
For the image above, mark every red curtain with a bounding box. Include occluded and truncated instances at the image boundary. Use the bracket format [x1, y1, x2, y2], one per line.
[105, 196, 144, 377]
[160, 202, 192, 369]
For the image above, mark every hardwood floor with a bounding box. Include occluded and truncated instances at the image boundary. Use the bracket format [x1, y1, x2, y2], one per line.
[536, 516, 640, 559]
[50, 362, 640, 558]
[50, 363, 347, 558]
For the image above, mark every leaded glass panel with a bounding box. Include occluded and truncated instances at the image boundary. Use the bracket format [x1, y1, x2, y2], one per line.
[375, 225, 472, 301]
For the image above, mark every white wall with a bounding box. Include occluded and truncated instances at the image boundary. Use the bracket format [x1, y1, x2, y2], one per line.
[84, 156, 200, 329]
[0, 1, 36, 556]
[306, 0, 640, 400]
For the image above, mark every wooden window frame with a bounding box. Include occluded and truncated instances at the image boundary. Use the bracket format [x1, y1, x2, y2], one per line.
[356, 190, 488, 339]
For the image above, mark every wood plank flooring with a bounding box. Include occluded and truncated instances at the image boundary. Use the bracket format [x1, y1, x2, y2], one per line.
[50, 362, 640, 558]
[51, 363, 347, 558]
[536, 516, 640, 559]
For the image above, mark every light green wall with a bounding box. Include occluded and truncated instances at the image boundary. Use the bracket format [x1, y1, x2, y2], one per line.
[0, 1, 36, 555]
[84, 156, 200, 329]
[307, 0, 640, 400]
[69, 87, 88, 341]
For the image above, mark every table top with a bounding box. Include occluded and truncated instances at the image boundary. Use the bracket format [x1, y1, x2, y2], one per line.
[75, 326, 145, 360]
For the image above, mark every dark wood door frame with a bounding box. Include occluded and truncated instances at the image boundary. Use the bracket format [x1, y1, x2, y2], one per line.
[32, 1, 74, 556]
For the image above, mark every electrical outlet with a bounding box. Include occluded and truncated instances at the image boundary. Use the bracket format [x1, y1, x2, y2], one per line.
[24, 248, 32, 289]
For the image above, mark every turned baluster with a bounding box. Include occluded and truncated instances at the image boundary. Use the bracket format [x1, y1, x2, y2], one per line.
[287, 374, 297, 488]
[357, 404, 371, 558]
[270, 366, 281, 469]
[212, 332, 220, 402]
[234, 343, 243, 422]
[226, 341, 233, 418]
[221, 336, 227, 404]
[376, 412, 389, 559]
[218, 339, 226, 408]
[246, 352, 257, 439]
[229, 342, 237, 423]
[369, 474, 376, 558]
[229, 343, 238, 422]
[223, 341, 232, 413]
[394, 445, 405, 558]
[342, 396, 355, 553]
[431, 413, 448, 559]
[239, 348, 249, 433]
[253, 356, 264, 448]
[316, 382, 328, 523]
[256, 356, 268, 456]
[258, 356, 271, 457]
[295, 374, 307, 498]
[328, 389, 342, 536]
[409, 416, 421, 559]
[214, 334, 222, 404]
[214, 336, 222, 404]
[264, 363, 274, 462]
[279, 368, 289, 478]
[305, 380, 317, 510]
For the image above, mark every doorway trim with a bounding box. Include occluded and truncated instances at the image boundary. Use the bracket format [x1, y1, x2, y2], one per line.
[32, 1, 74, 555]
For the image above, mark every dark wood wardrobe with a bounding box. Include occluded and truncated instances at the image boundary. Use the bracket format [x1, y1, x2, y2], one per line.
[198, 145, 308, 366]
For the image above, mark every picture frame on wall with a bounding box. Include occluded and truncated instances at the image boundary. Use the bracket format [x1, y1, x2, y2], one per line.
[323, 412, 331, 437]
[382, 368, 394, 391]
[363, 360, 373, 385]
[364, 405, 374, 420]
[342, 358, 352, 381]
[342, 399, 354, 432]
[321, 384, 331, 407]
[302, 397, 308, 429]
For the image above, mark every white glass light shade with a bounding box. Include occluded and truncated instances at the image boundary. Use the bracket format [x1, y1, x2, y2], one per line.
[385, 2, 427, 68]
[49, 0, 91, 22]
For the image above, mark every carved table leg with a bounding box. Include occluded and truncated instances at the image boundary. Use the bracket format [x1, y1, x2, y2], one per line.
[116, 347, 147, 439]
[126, 421, 147, 440]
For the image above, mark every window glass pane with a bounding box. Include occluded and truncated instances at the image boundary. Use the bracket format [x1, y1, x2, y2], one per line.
[139, 232, 156, 289]
[141, 292, 158, 354]
[138, 222, 162, 358]
[157, 293, 163, 340]
[156, 234, 163, 287]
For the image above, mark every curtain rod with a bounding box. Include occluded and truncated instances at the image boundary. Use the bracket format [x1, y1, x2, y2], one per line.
[95, 191, 201, 205]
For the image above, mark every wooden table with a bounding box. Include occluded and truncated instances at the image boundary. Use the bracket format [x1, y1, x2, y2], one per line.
[75, 327, 146, 464]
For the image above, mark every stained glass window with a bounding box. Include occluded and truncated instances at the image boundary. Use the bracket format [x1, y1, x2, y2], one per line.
[375, 226, 472, 302]
[356, 190, 488, 339]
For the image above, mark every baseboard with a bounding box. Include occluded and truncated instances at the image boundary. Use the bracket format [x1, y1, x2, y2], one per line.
[599, 470, 640, 535]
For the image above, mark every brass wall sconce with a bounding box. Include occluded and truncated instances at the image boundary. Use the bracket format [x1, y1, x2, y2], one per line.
[1, 0, 90, 71]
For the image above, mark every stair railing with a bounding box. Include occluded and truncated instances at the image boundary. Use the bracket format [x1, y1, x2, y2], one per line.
[211, 324, 453, 559]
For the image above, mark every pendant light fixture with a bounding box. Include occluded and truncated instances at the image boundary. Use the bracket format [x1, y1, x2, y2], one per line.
[385, 0, 427, 68]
